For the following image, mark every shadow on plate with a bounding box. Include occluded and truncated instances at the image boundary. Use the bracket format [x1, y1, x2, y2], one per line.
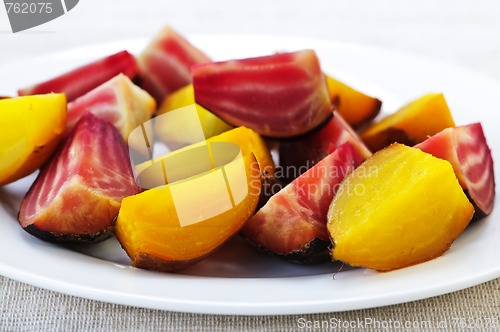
[64, 235, 354, 278]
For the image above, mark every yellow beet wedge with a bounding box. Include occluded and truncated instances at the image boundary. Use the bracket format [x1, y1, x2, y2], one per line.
[158, 84, 195, 112]
[156, 85, 233, 141]
[326, 75, 381, 128]
[361, 93, 455, 152]
[208, 126, 275, 178]
[327, 143, 474, 271]
[0, 94, 67, 185]
[136, 126, 275, 189]
[115, 153, 261, 272]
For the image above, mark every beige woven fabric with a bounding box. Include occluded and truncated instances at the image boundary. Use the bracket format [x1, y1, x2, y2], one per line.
[1, 276, 499, 331]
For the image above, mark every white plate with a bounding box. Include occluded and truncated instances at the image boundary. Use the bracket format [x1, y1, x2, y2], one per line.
[0, 35, 499, 315]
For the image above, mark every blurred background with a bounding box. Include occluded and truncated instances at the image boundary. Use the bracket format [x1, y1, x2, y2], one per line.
[1, 0, 500, 78]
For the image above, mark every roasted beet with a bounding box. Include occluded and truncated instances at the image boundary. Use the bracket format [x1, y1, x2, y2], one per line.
[279, 111, 371, 181]
[328, 143, 474, 271]
[18, 51, 139, 102]
[137, 26, 211, 102]
[361, 93, 455, 152]
[416, 123, 495, 218]
[192, 50, 332, 138]
[66, 74, 156, 140]
[241, 143, 364, 263]
[18, 113, 141, 243]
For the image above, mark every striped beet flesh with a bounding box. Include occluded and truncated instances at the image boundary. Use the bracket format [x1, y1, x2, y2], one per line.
[240, 142, 364, 263]
[18, 51, 139, 102]
[192, 50, 332, 138]
[137, 26, 211, 103]
[66, 74, 156, 140]
[416, 123, 495, 218]
[18, 113, 141, 243]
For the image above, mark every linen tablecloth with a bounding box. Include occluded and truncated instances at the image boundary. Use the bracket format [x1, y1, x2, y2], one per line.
[1, 0, 499, 330]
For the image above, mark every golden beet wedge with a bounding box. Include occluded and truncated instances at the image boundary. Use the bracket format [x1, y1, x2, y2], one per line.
[326, 75, 381, 128]
[360, 93, 455, 152]
[0, 94, 66, 185]
[158, 84, 195, 112]
[327, 143, 474, 271]
[156, 85, 233, 141]
[135, 126, 275, 189]
[115, 153, 261, 272]
[208, 126, 275, 178]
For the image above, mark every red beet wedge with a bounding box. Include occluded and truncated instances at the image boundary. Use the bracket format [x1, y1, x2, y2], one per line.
[66, 74, 156, 140]
[279, 111, 372, 181]
[241, 142, 364, 263]
[415, 123, 495, 218]
[18, 51, 139, 102]
[19, 113, 141, 243]
[137, 26, 211, 102]
[192, 50, 332, 138]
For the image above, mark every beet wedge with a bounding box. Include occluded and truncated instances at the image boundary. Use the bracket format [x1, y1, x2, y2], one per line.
[279, 111, 372, 181]
[192, 50, 332, 138]
[360, 93, 455, 152]
[415, 123, 495, 218]
[18, 51, 139, 102]
[67, 74, 156, 140]
[241, 142, 364, 263]
[19, 113, 141, 243]
[327, 143, 474, 271]
[326, 75, 382, 128]
[137, 26, 211, 103]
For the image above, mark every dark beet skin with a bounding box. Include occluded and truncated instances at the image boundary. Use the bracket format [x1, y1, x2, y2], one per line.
[466, 191, 488, 221]
[18, 113, 141, 244]
[22, 223, 113, 244]
[242, 236, 330, 264]
[193, 50, 332, 138]
[133, 253, 207, 272]
[375, 127, 414, 151]
[18, 51, 139, 102]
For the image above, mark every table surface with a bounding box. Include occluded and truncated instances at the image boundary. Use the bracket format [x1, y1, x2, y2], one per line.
[1, 0, 500, 330]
